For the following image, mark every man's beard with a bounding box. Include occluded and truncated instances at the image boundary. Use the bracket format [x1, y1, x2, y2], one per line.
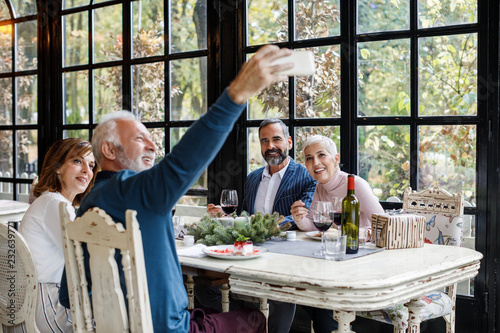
[116, 146, 154, 172]
[263, 148, 288, 166]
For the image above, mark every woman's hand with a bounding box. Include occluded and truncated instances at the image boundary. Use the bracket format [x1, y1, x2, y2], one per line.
[290, 200, 308, 224]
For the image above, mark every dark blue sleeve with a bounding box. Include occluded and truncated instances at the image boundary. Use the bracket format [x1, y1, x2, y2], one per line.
[280, 166, 317, 228]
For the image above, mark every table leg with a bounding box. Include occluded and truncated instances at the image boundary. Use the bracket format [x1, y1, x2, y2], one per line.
[185, 275, 194, 310]
[221, 283, 230, 312]
[333, 310, 356, 333]
[406, 298, 424, 333]
[259, 298, 269, 333]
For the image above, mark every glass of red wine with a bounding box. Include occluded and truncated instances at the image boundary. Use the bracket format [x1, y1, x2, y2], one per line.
[220, 189, 238, 216]
[312, 201, 333, 257]
[330, 197, 342, 232]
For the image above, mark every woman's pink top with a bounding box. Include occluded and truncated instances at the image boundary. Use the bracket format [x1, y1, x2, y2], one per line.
[296, 169, 384, 231]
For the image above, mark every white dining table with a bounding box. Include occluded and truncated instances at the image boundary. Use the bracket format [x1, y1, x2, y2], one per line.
[177, 234, 482, 333]
[0, 199, 30, 225]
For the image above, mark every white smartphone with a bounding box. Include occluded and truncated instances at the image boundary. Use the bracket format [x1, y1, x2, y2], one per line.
[271, 50, 315, 76]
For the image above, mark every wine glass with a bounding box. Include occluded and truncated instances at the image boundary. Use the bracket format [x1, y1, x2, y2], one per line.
[220, 189, 238, 216]
[312, 201, 333, 257]
[330, 197, 342, 232]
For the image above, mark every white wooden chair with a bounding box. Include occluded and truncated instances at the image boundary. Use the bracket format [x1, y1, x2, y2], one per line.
[0, 222, 40, 333]
[59, 203, 153, 333]
[359, 187, 464, 333]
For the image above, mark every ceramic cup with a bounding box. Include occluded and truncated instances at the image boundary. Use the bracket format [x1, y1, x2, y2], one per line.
[286, 230, 296, 241]
[183, 235, 195, 247]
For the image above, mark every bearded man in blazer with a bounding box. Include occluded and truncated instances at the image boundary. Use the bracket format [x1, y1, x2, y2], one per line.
[242, 118, 316, 229]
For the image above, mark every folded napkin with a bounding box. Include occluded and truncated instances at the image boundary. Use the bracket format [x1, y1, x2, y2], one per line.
[177, 244, 207, 258]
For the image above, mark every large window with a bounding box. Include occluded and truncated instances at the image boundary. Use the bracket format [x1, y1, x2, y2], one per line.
[61, 0, 208, 205]
[244, 0, 479, 297]
[0, 0, 37, 202]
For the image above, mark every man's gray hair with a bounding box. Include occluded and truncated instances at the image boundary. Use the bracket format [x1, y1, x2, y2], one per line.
[92, 110, 139, 164]
[302, 135, 338, 158]
[259, 118, 289, 138]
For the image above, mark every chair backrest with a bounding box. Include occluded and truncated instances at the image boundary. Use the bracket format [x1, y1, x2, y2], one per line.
[0, 222, 39, 333]
[403, 187, 464, 246]
[59, 203, 153, 333]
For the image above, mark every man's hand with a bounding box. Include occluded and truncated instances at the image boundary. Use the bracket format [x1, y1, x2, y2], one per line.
[290, 199, 308, 224]
[207, 203, 223, 218]
[227, 45, 294, 104]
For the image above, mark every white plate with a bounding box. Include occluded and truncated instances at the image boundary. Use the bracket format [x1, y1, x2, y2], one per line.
[203, 245, 267, 260]
[305, 231, 322, 240]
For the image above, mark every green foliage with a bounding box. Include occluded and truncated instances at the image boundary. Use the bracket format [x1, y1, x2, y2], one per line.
[255, 0, 477, 204]
[186, 211, 287, 245]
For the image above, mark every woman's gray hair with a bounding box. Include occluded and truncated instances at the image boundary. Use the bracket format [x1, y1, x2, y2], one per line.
[92, 110, 139, 164]
[302, 135, 338, 158]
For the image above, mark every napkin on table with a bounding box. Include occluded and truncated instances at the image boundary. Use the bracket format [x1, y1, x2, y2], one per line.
[177, 243, 207, 258]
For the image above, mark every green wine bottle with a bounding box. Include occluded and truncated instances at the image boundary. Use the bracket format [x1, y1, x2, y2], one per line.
[342, 174, 360, 254]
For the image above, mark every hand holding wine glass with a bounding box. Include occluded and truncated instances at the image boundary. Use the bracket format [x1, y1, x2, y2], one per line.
[312, 201, 333, 257]
[220, 189, 238, 216]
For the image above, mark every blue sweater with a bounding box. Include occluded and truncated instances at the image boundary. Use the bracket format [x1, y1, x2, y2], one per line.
[59, 90, 246, 332]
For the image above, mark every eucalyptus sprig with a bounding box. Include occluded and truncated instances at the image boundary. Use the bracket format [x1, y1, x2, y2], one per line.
[185, 211, 288, 246]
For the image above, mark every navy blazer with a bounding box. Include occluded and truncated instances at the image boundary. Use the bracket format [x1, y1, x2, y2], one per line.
[242, 158, 317, 228]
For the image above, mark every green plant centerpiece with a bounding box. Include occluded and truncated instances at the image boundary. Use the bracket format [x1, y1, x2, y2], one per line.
[185, 211, 290, 246]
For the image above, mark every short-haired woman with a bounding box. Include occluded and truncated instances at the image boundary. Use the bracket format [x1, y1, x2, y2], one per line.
[291, 134, 384, 231]
[290, 135, 384, 333]
[19, 138, 97, 332]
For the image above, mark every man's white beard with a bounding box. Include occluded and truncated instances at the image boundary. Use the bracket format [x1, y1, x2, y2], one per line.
[116, 147, 153, 172]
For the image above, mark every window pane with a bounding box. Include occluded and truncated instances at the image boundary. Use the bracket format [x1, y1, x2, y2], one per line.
[171, 0, 206, 53]
[63, 12, 89, 67]
[247, 127, 264, 173]
[358, 39, 411, 117]
[16, 129, 36, 177]
[0, 25, 12, 73]
[358, 0, 409, 33]
[247, 0, 287, 45]
[63, 129, 89, 140]
[177, 195, 207, 206]
[419, 124, 476, 205]
[248, 80, 289, 120]
[419, 33, 477, 116]
[359, 125, 410, 201]
[93, 4, 122, 63]
[295, 126, 340, 164]
[11, 0, 36, 17]
[0, 78, 12, 124]
[64, 70, 89, 124]
[132, 0, 164, 58]
[16, 75, 37, 124]
[419, 0, 477, 28]
[150, 127, 165, 164]
[170, 57, 206, 120]
[93, 66, 122, 122]
[171, 127, 207, 189]
[0, 131, 12, 178]
[132, 62, 165, 121]
[296, 45, 341, 119]
[62, 0, 90, 10]
[0, 1, 10, 19]
[296, 0, 339, 40]
[16, 20, 37, 71]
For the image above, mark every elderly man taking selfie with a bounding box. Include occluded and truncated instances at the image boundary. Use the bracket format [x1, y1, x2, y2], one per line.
[59, 45, 295, 333]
